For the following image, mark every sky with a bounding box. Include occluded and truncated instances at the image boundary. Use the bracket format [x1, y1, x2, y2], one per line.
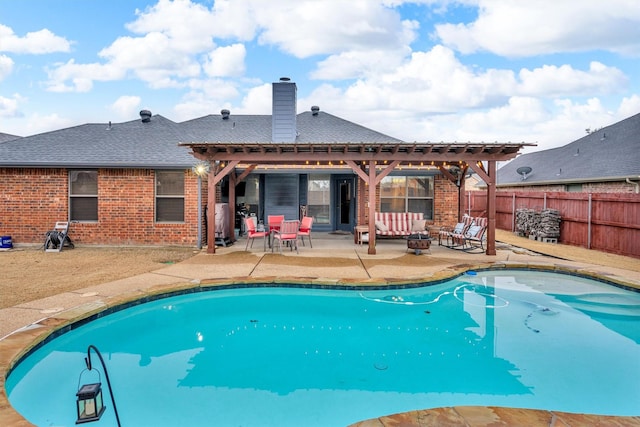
[1, 0, 639, 154]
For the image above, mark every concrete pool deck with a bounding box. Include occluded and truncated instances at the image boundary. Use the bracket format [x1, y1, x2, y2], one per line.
[1, 230, 639, 426]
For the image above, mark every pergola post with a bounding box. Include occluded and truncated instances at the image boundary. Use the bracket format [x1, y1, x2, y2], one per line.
[367, 160, 377, 254]
[207, 168, 217, 254]
[486, 160, 497, 255]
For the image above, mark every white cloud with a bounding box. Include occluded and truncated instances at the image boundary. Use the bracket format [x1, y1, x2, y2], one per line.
[435, 0, 640, 57]
[0, 54, 14, 80]
[0, 24, 72, 54]
[17, 113, 75, 136]
[203, 44, 246, 78]
[45, 60, 125, 92]
[128, 0, 218, 51]
[173, 78, 242, 120]
[518, 62, 628, 97]
[617, 94, 640, 119]
[252, 0, 417, 57]
[109, 96, 142, 119]
[0, 94, 23, 118]
[307, 45, 517, 116]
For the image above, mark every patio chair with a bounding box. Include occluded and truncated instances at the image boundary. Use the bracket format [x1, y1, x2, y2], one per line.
[244, 217, 268, 251]
[438, 215, 473, 247]
[450, 217, 488, 252]
[298, 216, 314, 248]
[267, 214, 285, 247]
[272, 220, 300, 254]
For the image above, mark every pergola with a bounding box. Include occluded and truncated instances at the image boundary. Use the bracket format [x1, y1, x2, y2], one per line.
[179, 140, 533, 255]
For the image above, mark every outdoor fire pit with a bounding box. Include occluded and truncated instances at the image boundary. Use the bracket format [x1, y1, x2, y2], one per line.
[406, 234, 431, 255]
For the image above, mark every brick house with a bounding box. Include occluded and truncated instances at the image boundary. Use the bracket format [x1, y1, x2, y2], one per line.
[1, 79, 527, 250]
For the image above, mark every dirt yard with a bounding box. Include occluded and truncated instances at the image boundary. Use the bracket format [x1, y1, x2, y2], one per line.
[0, 246, 198, 309]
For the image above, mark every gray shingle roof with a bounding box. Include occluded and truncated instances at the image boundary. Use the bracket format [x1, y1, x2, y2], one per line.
[498, 112, 640, 186]
[0, 115, 196, 168]
[0, 109, 402, 168]
[0, 132, 21, 143]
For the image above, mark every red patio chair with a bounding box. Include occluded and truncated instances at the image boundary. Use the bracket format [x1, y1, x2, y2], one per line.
[298, 216, 314, 248]
[272, 220, 300, 254]
[244, 217, 268, 251]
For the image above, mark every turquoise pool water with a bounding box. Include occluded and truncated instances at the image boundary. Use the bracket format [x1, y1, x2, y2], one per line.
[6, 270, 640, 426]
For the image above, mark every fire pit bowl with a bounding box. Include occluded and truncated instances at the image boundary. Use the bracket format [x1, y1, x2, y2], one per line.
[406, 234, 431, 255]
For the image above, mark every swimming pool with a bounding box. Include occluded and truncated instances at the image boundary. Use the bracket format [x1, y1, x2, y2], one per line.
[6, 270, 640, 426]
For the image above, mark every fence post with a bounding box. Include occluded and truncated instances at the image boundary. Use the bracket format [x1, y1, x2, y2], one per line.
[511, 193, 516, 232]
[587, 193, 592, 249]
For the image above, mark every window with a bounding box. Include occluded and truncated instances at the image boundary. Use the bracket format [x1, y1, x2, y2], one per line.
[307, 174, 330, 224]
[156, 171, 184, 222]
[69, 170, 98, 221]
[380, 176, 434, 219]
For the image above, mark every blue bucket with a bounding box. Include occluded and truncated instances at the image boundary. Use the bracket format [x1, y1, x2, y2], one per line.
[1, 236, 13, 249]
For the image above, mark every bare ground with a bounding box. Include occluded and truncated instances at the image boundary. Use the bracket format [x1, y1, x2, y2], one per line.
[0, 246, 198, 309]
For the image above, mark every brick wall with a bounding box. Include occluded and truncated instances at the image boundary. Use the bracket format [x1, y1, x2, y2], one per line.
[0, 168, 200, 246]
[434, 175, 459, 227]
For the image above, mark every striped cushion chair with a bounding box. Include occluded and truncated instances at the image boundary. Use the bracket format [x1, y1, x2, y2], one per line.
[450, 216, 488, 251]
[439, 215, 473, 247]
[461, 217, 488, 252]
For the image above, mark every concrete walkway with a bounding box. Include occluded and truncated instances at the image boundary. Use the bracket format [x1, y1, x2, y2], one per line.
[1, 230, 639, 426]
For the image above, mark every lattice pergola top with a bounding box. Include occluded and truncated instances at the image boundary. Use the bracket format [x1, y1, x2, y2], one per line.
[179, 141, 534, 165]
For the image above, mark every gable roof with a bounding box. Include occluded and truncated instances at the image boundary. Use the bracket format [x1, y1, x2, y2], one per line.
[498, 112, 640, 186]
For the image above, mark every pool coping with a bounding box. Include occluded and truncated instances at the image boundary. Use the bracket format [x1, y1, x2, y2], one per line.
[1, 261, 639, 426]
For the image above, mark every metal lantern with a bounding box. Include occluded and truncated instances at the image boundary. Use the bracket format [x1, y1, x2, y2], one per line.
[76, 382, 105, 423]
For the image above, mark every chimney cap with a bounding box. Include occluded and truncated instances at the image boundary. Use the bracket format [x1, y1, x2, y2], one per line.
[221, 109, 230, 119]
[279, 77, 291, 82]
[311, 106, 320, 115]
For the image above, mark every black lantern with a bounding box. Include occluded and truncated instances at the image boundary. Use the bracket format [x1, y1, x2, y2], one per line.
[75, 345, 121, 426]
[76, 382, 105, 423]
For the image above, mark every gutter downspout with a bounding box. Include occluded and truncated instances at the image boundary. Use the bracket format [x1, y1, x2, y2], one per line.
[626, 177, 640, 194]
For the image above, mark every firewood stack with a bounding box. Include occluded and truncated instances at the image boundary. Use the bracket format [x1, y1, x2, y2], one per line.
[515, 208, 539, 236]
[534, 209, 561, 238]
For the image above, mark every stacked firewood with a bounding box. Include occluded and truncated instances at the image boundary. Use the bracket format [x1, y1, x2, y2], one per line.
[515, 208, 539, 236]
[534, 209, 561, 238]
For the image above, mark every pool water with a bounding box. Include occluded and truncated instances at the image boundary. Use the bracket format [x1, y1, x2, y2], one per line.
[6, 270, 640, 426]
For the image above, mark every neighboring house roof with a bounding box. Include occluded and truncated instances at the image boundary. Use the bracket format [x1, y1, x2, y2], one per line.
[0, 108, 402, 169]
[0, 132, 21, 143]
[498, 112, 640, 186]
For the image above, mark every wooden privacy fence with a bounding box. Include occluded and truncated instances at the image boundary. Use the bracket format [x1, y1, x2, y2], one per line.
[467, 191, 640, 259]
